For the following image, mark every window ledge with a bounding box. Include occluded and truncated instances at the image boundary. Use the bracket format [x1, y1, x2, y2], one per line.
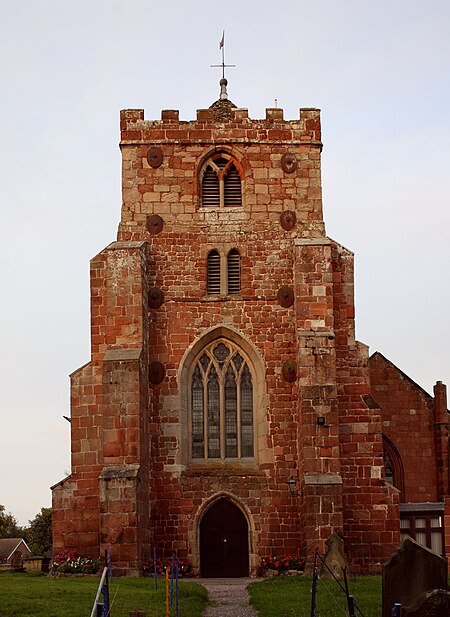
[204, 295, 243, 301]
[183, 463, 263, 477]
[198, 207, 244, 211]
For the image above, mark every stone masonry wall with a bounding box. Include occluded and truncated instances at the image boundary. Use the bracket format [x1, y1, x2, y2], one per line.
[369, 353, 442, 503]
[116, 105, 324, 573]
[333, 247, 400, 573]
[53, 102, 405, 574]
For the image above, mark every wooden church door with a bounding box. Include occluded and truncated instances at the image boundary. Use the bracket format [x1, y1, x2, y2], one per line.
[200, 499, 249, 577]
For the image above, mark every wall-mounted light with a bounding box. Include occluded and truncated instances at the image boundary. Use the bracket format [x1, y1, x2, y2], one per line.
[287, 476, 297, 494]
[317, 416, 326, 427]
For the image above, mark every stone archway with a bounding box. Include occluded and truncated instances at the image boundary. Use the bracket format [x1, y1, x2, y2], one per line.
[200, 498, 249, 577]
[178, 324, 270, 469]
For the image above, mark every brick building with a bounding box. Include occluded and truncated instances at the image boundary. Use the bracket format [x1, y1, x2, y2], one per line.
[52, 80, 449, 575]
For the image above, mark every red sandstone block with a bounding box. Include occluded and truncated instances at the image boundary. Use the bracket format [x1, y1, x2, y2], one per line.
[120, 109, 144, 123]
[188, 130, 212, 140]
[305, 119, 320, 131]
[161, 110, 179, 122]
[268, 129, 292, 140]
[122, 131, 142, 141]
[166, 130, 188, 140]
[103, 442, 122, 457]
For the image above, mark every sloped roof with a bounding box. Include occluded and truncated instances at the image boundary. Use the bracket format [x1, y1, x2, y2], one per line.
[370, 351, 434, 401]
[0, 538, 31, 560]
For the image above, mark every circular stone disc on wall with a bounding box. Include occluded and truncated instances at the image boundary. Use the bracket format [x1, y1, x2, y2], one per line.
[146, 214, 164, 235]
[280, 210, 297, 231]
[149, 361, 166, 384]
[277, 286, 295, 308]
[148, 287, 164, 309]
[281, 152, 297, 173]
[282, 360, 297, 383]
[147, 147, 163, 168]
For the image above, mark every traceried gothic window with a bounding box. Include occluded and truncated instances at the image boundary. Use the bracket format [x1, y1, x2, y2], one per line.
[201, 153, 242, 208]
[207, 249, 241, 296]
[191, 340, 254, 460]
[383, 435, 405, 501]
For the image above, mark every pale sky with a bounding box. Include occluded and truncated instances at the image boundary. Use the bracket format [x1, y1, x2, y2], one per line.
[1, 0, 449, 526]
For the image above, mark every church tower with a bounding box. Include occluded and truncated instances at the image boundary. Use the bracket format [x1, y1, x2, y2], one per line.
[52, 78, 400, 575]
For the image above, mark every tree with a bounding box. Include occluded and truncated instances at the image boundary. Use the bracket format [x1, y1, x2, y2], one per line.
[26, 508, 52, 556]
[0, 505, 23, 538]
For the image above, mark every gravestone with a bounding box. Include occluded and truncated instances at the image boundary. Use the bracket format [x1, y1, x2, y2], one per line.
[320, 533, 348, 579]
[401, 589, 450, 616]
[10, 550, 24, 572]
[382, 537, 448, 617]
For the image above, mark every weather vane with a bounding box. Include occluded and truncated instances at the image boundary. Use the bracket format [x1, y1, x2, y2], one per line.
[211, 31, 236, 80]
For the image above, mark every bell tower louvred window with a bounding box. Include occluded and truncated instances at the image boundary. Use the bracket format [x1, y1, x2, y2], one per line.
[207, 250, 221, 295]
[207, 248, 241, 296]
[227, 249, 240, 295]
[224, 166, 241, 206]
[202, 166, 220, 207]
[200, 153, 242, 208]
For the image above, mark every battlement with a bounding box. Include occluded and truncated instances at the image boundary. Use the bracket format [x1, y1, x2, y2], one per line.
[120, 107, 321, 144]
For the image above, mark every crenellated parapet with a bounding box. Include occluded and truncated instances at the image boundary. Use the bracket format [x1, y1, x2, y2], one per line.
[120, 107, 322, 144]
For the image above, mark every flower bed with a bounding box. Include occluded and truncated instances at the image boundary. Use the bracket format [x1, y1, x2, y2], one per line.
[261, 554, 305, 575]
[143, 557, 191, 577]
[52, 549, 100, 574]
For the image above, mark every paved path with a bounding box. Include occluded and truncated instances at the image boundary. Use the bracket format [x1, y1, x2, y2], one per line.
[197, 578, 263, 617]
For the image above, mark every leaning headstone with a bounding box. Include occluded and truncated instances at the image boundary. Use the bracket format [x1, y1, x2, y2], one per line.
[382, 537, 448, 617]
[401, 589, 450, 616]
[10, 550, 24, 572]
[320, 533, 348, 579]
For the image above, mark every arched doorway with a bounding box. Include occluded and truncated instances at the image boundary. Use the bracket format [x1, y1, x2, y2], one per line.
[200, 499, 249, 577]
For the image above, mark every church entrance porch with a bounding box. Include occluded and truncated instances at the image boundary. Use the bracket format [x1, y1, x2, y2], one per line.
[200, 499, 249, 577]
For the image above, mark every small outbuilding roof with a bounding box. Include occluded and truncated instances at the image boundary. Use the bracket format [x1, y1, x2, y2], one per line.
[0, 538, 31, 561]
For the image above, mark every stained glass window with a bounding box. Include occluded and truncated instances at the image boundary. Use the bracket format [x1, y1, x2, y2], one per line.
[225, 365, 238, 457]
[190, 340, 254, 460]
[207, 366, 220, 458]
[191, 366, 204, 459]
[240, 365, 254, 458]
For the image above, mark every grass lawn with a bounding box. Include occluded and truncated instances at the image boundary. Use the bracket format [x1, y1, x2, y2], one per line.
[0, 572, 208, 617]
[248, 575, 381, 617]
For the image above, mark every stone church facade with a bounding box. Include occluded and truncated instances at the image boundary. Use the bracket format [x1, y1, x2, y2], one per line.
[52, 84, 449, 575]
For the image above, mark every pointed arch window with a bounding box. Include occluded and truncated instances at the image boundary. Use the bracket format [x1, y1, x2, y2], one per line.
[383, 435, 405, 501]
[190, 339, 254, 460]
[201, 153, 242, 208]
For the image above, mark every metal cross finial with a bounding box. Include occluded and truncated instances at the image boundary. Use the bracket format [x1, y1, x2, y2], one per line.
[211, 30, 236, 80]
